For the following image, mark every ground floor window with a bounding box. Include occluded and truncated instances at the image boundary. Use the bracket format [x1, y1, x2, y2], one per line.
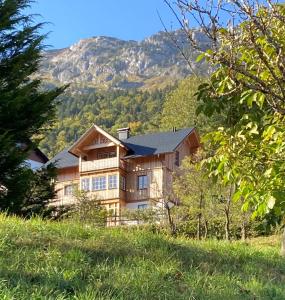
[64, 184, 76, 196]
[138, 204, 148, 209]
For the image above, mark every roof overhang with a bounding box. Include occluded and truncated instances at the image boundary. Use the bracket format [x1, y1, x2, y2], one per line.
[173, 127, 200, 151]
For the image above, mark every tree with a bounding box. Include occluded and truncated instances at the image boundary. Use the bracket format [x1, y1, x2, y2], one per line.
[0, 0, 64, 212]
[160, 76, 202, 130]
[174, 152, 247, 240]
[21, 163, 58, 217]
[173, 151, 214, 239]
[167, 0, 285, 253]
[71, 191, 107, 227]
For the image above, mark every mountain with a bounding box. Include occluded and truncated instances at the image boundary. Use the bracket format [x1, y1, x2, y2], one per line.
[39, 29, 211, 90]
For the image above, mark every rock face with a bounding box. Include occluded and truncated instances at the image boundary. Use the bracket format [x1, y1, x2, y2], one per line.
[40, 29, 211, 89]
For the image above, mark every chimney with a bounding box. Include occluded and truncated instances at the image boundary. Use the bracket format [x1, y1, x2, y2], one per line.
[117, 127, 130, 140]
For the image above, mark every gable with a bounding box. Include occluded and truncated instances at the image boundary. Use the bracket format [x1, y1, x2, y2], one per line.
[68, 124, 125, 157]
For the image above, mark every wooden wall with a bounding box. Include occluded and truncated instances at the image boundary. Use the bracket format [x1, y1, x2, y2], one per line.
[53, 129, 200, 209]
[126, 156, 164, 202]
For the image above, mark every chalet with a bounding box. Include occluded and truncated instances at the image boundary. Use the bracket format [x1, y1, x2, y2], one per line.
[27, 147, 49, 170]
[48, 124, 200, 221]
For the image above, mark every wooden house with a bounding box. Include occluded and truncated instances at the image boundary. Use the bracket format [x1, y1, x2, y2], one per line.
[48, 124, 200, 222]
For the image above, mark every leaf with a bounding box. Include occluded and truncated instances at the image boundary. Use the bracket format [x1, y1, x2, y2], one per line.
[196, 53, 205, 63]
[267, 196, 276, 209]
[264, 168, 272, 178]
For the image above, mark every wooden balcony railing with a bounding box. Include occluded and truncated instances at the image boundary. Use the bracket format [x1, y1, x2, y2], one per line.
[80, 157, 126, 172]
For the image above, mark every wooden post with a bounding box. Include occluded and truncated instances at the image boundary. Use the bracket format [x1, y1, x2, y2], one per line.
[79, 154, 82, 173]
[116, 145, 120, 167]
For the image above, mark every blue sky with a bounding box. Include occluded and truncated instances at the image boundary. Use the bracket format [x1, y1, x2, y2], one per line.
[27, 0, 180, 49]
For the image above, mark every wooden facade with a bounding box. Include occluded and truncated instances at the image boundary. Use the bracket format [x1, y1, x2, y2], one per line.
[52, 125, 200, 223]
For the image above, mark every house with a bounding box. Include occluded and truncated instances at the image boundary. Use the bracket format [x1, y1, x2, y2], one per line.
[26, 147, 49, 170]
[47, 124, 200, 223]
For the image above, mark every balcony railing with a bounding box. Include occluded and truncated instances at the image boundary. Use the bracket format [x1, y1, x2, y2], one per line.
[80, 157, 126, 172]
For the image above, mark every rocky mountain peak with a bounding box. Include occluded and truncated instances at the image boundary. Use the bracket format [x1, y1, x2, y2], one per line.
[39, 29, 210, 89]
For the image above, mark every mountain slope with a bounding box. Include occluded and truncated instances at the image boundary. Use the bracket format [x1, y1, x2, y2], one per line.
[40, 30, 210, 90]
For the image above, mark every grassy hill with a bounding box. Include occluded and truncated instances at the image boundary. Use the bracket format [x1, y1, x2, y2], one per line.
[0, 214, 284, 300]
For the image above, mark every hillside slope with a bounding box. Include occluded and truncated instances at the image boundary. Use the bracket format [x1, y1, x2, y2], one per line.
[0, 215, 284, 299]
[39, 30, 210, 90]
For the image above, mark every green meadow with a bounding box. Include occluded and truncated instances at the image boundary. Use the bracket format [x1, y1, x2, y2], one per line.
[0, 214, 284, 300]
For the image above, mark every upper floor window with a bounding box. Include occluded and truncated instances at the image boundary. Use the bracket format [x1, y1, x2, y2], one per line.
[120, 175, 126, 191]
[92, 176, 106, 191]
[81, 178, 90, 191]
[175, 151, 180, 166]
[100, 136, 109, 144]
[64, 184, 76, 196]
[98, 151, 116, 159]
[108, 174, 118, 189]
[138, 175, 148, 190]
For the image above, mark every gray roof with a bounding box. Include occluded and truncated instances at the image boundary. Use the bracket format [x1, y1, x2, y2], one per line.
[122, 128, 194, 158]
[47, 128, 194, 168]
[47, 148, 78, 168]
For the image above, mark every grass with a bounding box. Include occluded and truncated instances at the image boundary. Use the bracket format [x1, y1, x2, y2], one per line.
[0, 214, 284, 299]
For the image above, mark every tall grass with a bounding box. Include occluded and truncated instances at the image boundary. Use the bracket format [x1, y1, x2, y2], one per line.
[0, 214, 284, 299]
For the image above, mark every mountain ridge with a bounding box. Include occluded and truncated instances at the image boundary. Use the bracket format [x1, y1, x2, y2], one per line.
[39, 29, 211, 90]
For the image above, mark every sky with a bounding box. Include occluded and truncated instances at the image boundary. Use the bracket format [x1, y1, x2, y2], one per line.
[27, 0, 180, 50]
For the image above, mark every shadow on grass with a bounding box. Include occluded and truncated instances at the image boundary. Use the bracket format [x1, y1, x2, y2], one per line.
[1, 232, 285, 300]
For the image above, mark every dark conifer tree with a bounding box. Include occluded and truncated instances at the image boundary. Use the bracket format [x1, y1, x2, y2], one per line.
[0, 0, 64, 213]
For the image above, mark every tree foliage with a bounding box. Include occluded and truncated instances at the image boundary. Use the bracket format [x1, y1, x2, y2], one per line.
[0, 0, 64, 212]
[40, 88, 170, 157]
[170, 0, 285, 251]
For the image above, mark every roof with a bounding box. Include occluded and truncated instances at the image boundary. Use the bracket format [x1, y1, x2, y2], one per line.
[33, 148, 49, 163]
[122, 128, 194, 158]
[47, 148, 78, 168]
[47, 127, 195, 168]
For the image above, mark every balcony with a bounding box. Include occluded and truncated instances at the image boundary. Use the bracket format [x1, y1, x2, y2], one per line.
[80, 157, 126, 172]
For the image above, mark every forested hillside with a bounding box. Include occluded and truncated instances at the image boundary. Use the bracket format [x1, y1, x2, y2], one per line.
[40, 86, 173, 157]
[37, 29, 213, 158]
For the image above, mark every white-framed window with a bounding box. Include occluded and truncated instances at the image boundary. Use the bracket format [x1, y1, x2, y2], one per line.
[138, 204, 148, 210]
[108, 174, 117, 189]
[64, 184, 75, 196]
[81, 178, 90, 191]
[138, 175, 148, 190]
[120, 175, 126, 191]
[92, 176, 106, 191]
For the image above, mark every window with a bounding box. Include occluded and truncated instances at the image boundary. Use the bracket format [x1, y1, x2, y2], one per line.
[100, 136, 109, 144]
[98, 153, 108, 159]
[120, 176, 126, 191]
[108, 174, 117, 189]
[98, 151, 116, 159]
[138, 175, 148, 190]
[81, 178, 90, 191]
[138, 204, 148, 210]
[175, 151, 180, 166]
[64, 184, 75, 196]
[92, 176, 106, 191]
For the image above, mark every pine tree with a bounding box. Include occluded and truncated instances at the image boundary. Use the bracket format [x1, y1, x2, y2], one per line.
[0, 0, 64, 213]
